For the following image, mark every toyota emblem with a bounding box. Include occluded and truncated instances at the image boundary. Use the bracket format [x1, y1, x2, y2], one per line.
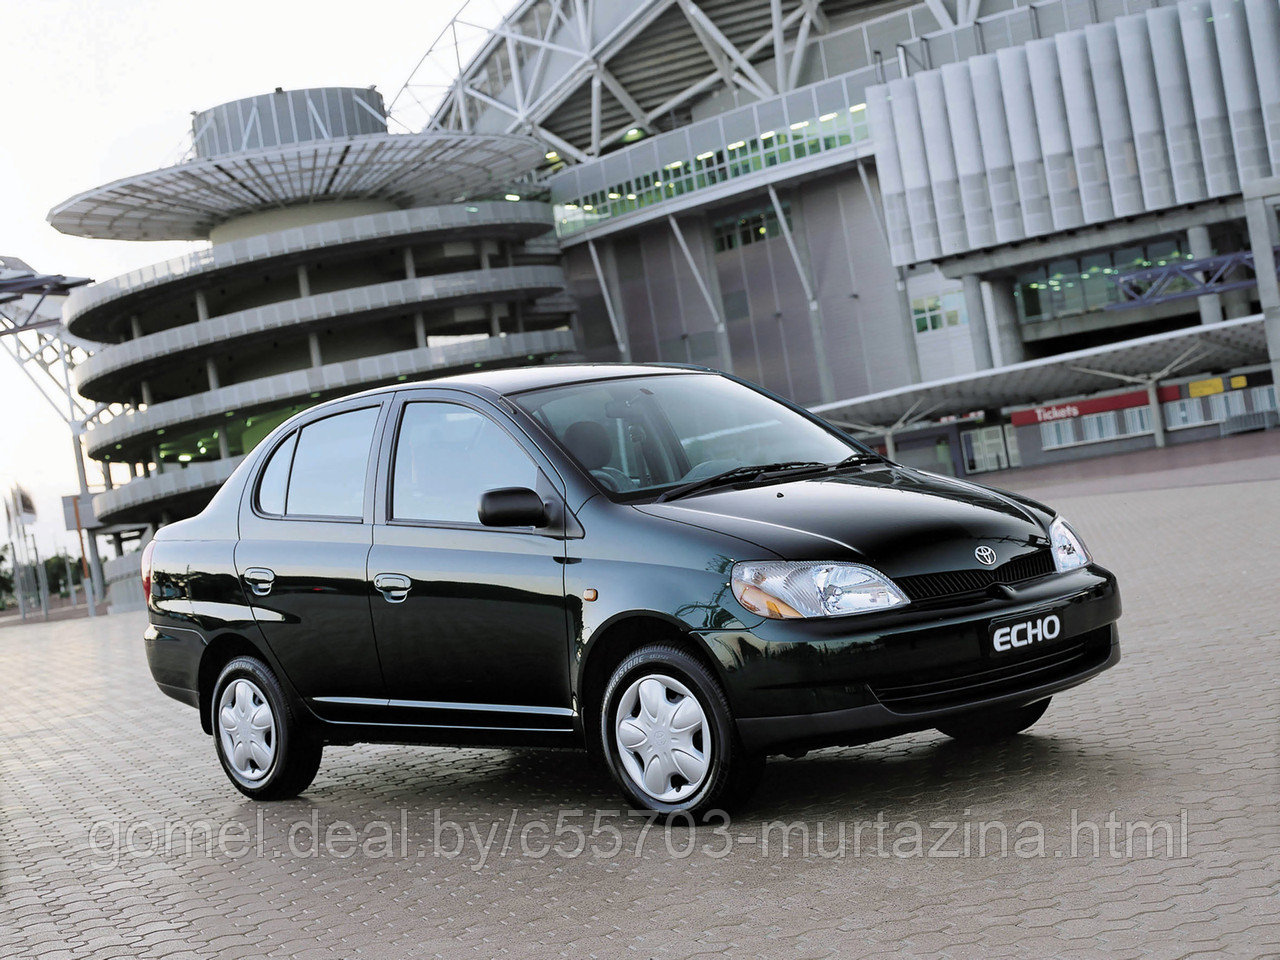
[974, 545, 997, 566]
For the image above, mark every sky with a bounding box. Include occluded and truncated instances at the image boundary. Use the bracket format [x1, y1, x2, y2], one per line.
[0, 0, 478, 556]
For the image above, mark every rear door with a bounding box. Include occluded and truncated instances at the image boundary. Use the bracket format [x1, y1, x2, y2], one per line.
[367, 391, 574, 733]
[236, 399, 388, 722]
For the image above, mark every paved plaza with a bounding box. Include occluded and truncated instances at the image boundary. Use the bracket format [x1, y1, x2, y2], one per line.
[2, 450, 1278, 959]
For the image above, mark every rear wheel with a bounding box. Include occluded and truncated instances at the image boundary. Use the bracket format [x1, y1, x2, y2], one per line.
[212, 656, 322, 800]
[935, 697, 1052, 742]
[600, 643, 762, 816]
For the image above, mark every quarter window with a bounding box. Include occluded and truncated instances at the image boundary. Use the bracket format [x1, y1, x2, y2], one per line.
[283, 407, 380, 518]
[256, 432, 297, 515]
[392, 403, 539, 524]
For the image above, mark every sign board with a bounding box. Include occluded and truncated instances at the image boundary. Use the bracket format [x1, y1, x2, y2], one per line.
[1010, 387, 1180, 427]
[62, 493, 102, 532]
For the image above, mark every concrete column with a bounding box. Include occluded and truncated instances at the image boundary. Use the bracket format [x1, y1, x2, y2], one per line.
[194, 289, 209, 323]
[1244, 193, 1280, 388]
[139, 381, 153, 406]
[101, 463, 113, 491]
[129, 316, 143, 340]
[962, 274, 995, 369]
[479, 247, 500, 336]
[1187, 225, 1223, 325]
[151, 447, 162, 475]
[308, 332, 323, 368]
[403, 247, 416, 280]
[205, 357, 220, 390]
[413, 314, 428, 349]
[982, 279, 1026, 366]
[218, 432, 230, 459]
[297, 264, 311, 297]
[1146, 381, 1167, 449]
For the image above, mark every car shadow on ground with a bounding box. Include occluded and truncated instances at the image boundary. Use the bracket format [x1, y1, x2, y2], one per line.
[285, 726, 1147, 826]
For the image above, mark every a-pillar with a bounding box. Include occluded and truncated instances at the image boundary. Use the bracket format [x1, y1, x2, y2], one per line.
[1187, 225, 1223, 325]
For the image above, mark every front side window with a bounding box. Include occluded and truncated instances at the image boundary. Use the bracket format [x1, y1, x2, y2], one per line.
[513, 374, 862, 499]
[282, 407, 380, 518]
[392, 403, 540, 523]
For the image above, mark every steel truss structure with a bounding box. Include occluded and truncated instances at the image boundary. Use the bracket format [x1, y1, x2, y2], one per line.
[1110, 248, 1280, 309]
[0, 261, 108, 596]
[390, 0, 984, 162]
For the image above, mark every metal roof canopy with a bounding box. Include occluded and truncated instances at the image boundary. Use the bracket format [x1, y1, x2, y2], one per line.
[810, 315, 1270, 430]
[47, 132, 547, 241]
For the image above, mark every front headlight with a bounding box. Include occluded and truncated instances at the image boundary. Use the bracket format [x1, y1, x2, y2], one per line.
[1049, 516, 1090, 572]
[731, 561, 910, 619]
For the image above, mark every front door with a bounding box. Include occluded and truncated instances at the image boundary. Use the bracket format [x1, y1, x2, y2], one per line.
[236, 401, 387, 722]
[368, 396, 573, 732]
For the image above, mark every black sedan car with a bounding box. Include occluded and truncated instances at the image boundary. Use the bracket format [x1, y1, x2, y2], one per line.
[143, 365, 1120, 814]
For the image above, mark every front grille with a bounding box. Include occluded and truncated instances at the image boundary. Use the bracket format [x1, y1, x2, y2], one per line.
[896, 549, 1056, 602]
[868, 626, 1112, 713]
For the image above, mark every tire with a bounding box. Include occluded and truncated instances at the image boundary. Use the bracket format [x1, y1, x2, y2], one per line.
[600, 642, 763, 816]
[935, 697, 1052, 742]
[211, 656, 322, 800]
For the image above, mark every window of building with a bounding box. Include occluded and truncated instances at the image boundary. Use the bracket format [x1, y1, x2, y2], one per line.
[284, 406, 380, 518]
[1039, 419, 1077, 450]
[1013, 239, 1196, 325]
[1122, 405, 1152, 435]
[1163, 397, 1221, 430]
[712, 204, 791, 253]
[391, 403, 540, 524]
[1079, 412, 1120, 443]
[911, 291, 967, 333]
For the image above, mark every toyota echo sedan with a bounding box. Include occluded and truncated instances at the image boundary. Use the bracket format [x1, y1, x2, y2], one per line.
[143, 364, 1120, 814]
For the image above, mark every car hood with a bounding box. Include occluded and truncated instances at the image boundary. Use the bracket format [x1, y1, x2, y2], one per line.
[634, 465, 1053, 576]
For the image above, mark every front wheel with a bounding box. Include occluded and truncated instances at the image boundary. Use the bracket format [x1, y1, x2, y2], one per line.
[212, 656, 322, 800]
[600, 643, 762, 816]
[935, 697, 1052, 742]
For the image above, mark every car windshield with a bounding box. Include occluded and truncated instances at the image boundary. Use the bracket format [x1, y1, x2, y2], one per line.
[512, 373, 871, 499]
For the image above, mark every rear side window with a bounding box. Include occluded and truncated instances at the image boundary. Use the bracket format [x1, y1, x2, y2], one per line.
[266, 407, 380, 519]
[392, 402, 539, 524]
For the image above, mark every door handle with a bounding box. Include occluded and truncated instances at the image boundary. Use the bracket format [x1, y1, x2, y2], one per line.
[243, 567, 275, 597]
[373, 573, 412, 603]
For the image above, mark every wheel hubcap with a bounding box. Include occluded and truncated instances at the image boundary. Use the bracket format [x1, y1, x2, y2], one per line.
[614, 673, 710, 803]
[217, 678, 277, 782]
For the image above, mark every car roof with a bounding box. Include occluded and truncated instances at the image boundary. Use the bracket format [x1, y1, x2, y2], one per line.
[343, 362, 717, 402]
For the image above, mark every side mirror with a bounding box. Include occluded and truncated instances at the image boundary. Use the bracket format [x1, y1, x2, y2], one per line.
[478, 487, 550, 528]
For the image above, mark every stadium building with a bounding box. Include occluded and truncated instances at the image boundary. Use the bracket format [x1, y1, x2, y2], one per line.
[51, 0, 1280, 606]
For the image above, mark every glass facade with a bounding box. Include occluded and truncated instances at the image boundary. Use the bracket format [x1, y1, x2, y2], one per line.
[553, 102, 869, 239]
[1013, 239, 1197, 325]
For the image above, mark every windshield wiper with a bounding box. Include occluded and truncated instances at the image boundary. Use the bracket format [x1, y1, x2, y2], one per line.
[655, 461, 828, 502]
[654, 452, 887, 503]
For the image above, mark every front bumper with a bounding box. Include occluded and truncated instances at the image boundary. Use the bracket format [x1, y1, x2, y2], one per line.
[700, 565, 1121, 753]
